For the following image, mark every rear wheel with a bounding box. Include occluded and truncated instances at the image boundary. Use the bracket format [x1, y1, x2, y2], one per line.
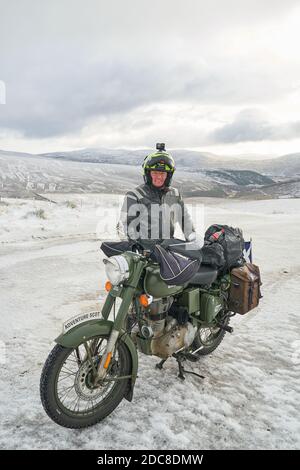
[40, 335, 132, 428]
[192, 313, 230, 356]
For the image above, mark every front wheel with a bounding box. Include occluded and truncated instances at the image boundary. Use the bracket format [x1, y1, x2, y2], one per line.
[40, 335, 132, 428]
[191, 313, 230, 356]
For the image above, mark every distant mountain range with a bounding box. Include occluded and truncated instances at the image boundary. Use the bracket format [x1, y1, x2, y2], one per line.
[0, 148, 299, 199]
[38, 148, 300, 177]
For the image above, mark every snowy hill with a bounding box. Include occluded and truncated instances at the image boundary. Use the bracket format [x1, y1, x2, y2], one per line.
[39, 148, 300, 177]
[0, 148, 299, 199]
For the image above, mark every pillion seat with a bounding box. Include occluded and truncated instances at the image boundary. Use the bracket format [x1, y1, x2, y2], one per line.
[188, 265, 218, 286]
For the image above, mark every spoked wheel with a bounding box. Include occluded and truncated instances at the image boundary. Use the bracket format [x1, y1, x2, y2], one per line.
[191, 313, 230, 356]
[40, 335, 131, 428]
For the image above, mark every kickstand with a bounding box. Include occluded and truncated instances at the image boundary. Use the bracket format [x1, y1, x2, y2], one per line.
[177, 357, 186, 380]
[155, 358, 167, 370]
[174, 354, 205, 381]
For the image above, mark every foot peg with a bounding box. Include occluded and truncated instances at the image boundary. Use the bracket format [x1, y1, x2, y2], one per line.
[184, 352, 200, 362]
[218, 323, 234, 333]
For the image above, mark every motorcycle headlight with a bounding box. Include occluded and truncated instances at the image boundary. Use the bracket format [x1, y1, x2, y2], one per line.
[103, 255, 130, 285]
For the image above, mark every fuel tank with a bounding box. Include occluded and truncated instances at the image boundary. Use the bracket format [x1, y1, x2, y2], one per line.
[143, 264, 185, 298]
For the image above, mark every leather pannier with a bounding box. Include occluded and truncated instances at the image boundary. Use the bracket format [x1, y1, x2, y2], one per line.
[228, 263, 262, 314]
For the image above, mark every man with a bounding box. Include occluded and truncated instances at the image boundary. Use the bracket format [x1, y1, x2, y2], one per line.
[117, 143, 196, 243]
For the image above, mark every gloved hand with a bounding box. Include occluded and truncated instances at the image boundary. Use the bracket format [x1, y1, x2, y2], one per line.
[186, 231, 197, 242]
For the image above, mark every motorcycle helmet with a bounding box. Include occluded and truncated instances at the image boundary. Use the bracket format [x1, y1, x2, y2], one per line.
[142, 143, 175, 188]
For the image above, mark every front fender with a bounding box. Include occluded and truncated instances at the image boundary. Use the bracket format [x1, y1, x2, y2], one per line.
[55, 319, 138, 402]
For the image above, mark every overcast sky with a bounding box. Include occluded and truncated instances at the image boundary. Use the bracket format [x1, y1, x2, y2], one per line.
[1, 0, 300, 157]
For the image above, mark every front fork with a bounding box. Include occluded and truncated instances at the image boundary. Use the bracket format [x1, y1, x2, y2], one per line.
[96, 257, 146, 382]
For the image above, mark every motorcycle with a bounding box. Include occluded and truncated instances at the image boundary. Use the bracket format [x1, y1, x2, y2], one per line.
[40, 239, 237, 429]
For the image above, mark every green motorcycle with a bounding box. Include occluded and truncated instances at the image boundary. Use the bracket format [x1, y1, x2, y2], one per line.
[40, 243, 233, 429]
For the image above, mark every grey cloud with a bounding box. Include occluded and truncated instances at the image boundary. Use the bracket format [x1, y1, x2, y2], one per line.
[1, 1, 298, 45]
[210, 110, 300, 143]
[0, 59, 183, 138]
[0, 0, 299, 140]
[0, 54, 296, 139]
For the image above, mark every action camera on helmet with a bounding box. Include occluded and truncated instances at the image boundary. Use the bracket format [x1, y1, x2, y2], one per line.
[156, 143, 165, 151]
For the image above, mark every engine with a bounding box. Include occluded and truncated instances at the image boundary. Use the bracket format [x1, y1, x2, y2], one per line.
[133, 297, 197, 359]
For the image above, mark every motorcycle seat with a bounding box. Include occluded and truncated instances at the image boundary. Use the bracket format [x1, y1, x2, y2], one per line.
[188, 265, 218, 285]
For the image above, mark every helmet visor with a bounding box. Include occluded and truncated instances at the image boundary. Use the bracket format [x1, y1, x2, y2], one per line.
[147, 162, 173, 172]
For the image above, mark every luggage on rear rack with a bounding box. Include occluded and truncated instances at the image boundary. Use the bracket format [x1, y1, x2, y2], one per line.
[200, 243, 226, 270]
[228, 263, 262, 314]
[204, 224, 245, 271]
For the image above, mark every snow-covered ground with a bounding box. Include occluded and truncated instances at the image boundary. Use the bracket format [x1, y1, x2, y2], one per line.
[0, 194, 299, 449]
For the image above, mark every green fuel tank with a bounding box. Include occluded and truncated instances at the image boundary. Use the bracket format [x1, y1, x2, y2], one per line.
[143, 264, 185, 299]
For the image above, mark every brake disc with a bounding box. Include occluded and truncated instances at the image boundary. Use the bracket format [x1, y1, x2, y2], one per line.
[74, 360, 105, 400]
